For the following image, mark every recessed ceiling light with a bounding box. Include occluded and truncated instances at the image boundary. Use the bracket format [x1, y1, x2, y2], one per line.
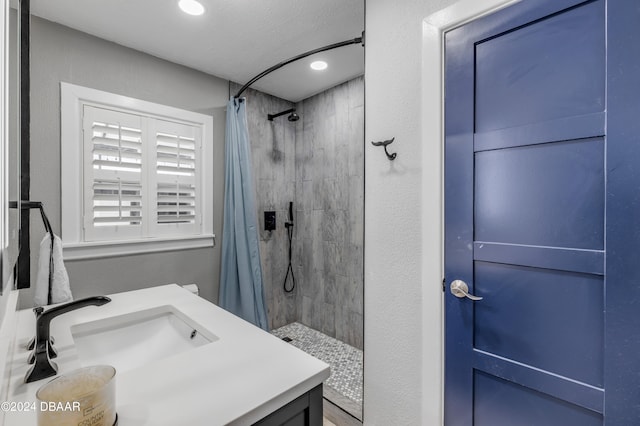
[310, 61, 328, 71]
[179, 0, 205, 16]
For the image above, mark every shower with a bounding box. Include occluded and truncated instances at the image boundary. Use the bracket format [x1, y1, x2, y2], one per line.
[267, 108, 299, 122]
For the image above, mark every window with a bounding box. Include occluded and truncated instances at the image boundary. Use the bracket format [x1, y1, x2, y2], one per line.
[61, 83, 213, 260]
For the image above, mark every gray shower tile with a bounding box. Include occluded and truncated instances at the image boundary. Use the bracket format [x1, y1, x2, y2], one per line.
[348, 76, 365, 109]
[318, 89, 336, 118]
[322, 303, 336, 337]
[335, 144, 349, 180]
[301, 296, 313, 326]
[271, 297, 286, 330]
[294, 209, 309, 238]
[311, 210, 323, 238]
[295, 105, 305, 147]
[271, 150, 287, 187]
[321, 178, 337, 212]
[300, 149, 315, 181]
[325, 241, 348, 282]
[335, 274, 349, 307]
[348, 175, 364, 243]
[253, 146, 273, 181]
[283, 181, 296, 209]
[300, 179, 313, 212]
[323, 209, 347, 245]
[335, 111, 349, 152]
[311, 274, 326, 303]
[292, 236, 303, 270]
[335, 176, 349, 211]
[312, 176, 324, 210]
[334, 305, 347, 344]
[257, 178, 276, 210]
[347, 105, 364, 177]
[270, 244, 286, 296]
[285, 291, 298, 324]
[348, 312, 364, 350]
[348, 244, 364, 281]
[284, 125, 296, 180]
[301, 238, 313, 297]
[321, 122, 337, 179]
[310, 300, 324, 332]
[295, 180, 303, 208]
[294, 265, 304, 293]
[311, 242, 325, 293]
[323, 263, 338, 305]
[304, 95, 321, 120]
[276, 180, 295, 210]
[348, 275, 364, 315]
[323, 240, 337, 272]
[260, 239, 272, 279]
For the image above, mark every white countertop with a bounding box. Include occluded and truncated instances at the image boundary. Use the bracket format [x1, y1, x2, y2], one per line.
[2, 285, 330, 425]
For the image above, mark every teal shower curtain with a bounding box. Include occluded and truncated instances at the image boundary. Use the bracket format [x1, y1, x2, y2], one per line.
[219, 98, 269, 331]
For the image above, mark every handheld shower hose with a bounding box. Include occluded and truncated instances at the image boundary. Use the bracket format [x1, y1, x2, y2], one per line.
[283, 202, 296, 293]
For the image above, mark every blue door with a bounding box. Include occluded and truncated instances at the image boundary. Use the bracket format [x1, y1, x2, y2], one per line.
[444, 0, 640, 424]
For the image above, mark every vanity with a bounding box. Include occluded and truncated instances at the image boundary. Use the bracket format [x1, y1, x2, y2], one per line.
[1, 285, 330, 425]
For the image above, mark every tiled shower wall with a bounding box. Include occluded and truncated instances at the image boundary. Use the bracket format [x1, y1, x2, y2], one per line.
[232, 76, 364, 349]
[294, 77, 364, 349]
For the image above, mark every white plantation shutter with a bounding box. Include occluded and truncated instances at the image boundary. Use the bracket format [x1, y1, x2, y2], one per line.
[83, 106, 145, 241]
[82, 106, 203, 241]
[151, 120, 201, 235]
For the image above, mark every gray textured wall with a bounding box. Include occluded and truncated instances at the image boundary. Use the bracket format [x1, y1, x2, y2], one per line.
[19, 17, 228, 308]
[294, 77, 364, 349]
[231, 83, 298, 330]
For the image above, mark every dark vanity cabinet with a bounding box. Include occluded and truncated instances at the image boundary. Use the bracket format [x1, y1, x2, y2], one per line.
[253, 385, 322, 426]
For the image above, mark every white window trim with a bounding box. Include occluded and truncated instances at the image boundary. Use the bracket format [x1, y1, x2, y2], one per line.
[61, 82, 214, 260]
[62, 234, 215, 261]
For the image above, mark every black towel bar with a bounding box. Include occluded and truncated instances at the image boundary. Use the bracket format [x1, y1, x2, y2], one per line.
[9, 201, 54, 304]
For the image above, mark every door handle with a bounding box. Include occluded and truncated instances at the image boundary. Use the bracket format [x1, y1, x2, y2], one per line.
[450, 280, 483, 301]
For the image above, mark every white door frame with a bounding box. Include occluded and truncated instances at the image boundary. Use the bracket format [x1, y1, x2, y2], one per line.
[419, 0, 520, 423]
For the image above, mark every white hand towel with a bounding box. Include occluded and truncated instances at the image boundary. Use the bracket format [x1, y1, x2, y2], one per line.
[34, 233, 73, 307]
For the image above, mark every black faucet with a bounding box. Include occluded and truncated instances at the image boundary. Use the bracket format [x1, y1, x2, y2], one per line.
[25, 296, 111, 383]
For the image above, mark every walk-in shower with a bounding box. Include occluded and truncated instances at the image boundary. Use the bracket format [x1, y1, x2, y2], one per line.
[246, 78, 365, 422]
[228, 36, 365, 423]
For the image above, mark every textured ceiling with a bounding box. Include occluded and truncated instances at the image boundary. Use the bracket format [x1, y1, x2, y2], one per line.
[30, 0, 364, 102]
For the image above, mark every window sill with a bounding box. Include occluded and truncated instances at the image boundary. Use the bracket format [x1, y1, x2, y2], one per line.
[62, 234, 215, 261]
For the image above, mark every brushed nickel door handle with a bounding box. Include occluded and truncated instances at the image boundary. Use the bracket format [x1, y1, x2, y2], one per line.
[450, 280, 483, 301]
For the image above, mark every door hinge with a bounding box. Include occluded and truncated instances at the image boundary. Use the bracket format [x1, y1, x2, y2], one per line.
[442, 278, 446, 292]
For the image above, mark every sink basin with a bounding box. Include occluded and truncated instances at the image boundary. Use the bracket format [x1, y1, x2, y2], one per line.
[70, 305, 218, 373]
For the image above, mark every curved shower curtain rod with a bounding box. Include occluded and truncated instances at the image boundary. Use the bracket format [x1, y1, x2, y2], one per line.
[234, 32, 365, 99]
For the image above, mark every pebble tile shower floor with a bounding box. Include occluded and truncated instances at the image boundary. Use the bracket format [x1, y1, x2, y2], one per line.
[271, 322, 363, 409]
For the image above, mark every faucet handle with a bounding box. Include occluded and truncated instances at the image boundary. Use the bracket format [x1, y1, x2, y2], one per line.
[24, 340, 58, 383]
[27, 342, 58, 364]
[26, 335, 54, 351]
[25, 307, 45, 350]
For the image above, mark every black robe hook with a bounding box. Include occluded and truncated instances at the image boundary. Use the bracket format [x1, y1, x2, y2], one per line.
[371, 137, 397, 160]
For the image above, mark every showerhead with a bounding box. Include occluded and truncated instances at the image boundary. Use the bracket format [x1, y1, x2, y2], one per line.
[287, 112, 300, 122]
[268, 108, 300, 122]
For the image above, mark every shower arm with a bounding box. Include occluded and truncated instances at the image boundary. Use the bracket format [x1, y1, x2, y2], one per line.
[234, 32, 365, 99]
[268, 108, 295, 121]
